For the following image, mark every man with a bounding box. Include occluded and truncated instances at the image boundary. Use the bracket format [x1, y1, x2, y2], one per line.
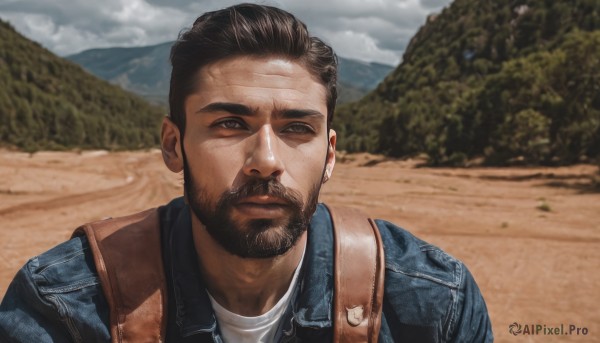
[0, 3, 493, 342]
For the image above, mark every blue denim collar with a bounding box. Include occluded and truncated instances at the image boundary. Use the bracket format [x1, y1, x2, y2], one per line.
[169, 205, 217, 337]
[293, 204, 333, 328]
[168, 202, 334, 337]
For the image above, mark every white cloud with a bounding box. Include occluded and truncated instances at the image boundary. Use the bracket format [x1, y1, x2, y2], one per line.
[0, 12, 95, 55]
[276, 0, 450, 64]
[0, 0, 190, 54]
[0, 0, 453, 63]
[324, 29, 401, 65]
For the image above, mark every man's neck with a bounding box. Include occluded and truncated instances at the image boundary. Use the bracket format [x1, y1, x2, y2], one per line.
[191, 214, 307, 317]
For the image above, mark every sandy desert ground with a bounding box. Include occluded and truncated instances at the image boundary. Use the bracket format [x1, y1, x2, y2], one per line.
[0, 149, 598, 342]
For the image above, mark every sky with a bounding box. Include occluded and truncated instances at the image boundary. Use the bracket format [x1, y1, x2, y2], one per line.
[0, 0, 452, 66]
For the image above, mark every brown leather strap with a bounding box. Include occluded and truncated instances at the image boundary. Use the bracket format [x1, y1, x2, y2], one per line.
[72, 208, 167, 343]
[73, 204, 383, 342]
[325, 205, 385, 343]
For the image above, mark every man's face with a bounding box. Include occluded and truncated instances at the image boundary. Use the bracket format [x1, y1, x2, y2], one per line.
[178, 56, 335, 258]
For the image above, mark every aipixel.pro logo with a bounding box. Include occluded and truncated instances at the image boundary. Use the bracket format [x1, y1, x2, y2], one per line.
[508, 322, 589, 336]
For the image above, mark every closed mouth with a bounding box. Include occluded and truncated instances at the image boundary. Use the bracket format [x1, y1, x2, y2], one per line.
[236, 195, 289, 206]
[234, 196, 291, 217]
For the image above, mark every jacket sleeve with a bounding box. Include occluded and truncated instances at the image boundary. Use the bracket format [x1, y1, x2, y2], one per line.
[0, 236, 110, 343]
[448, 265, 494, 342]
[0, 260, 74, 342]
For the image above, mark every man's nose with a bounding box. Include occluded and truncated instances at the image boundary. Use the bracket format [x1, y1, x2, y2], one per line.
[243, 125, 284, 179]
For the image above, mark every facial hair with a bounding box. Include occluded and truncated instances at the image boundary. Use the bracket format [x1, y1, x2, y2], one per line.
[184, 162, 322, 258]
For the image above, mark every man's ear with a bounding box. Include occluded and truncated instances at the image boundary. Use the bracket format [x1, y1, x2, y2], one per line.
[323, 129, 336, 183]
[161, 116, 184, 173]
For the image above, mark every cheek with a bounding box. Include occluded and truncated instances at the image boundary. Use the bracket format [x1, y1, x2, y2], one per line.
[282, 142, 328, 187]
[184, 138, 244, 191]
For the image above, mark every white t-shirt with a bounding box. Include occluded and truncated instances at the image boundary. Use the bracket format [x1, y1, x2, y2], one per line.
[207, 248, 306, 343]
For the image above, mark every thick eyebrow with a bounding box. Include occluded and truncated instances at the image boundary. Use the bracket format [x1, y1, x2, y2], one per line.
[277, 109, 325, 120]
[196, 102, 256, 116]
[196, 102, 325, 120]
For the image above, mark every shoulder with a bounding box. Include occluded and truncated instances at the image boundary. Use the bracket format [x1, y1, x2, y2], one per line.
[375, 220, 493, 342]
[26, 235, 99, 292]
[376, 220, 463, 289]
[0, 236, 110, 342]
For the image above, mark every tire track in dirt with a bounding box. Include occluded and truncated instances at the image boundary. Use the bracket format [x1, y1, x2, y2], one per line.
[0, 177, 141, 216]
[0, 153, 176, 218]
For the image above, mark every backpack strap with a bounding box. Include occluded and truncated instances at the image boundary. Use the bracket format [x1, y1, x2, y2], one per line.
[74, 204, 384, 343]
[325, 204, 385, 343]
[72, 208, 166, 343]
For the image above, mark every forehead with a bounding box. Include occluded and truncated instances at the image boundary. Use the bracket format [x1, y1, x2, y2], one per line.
[192, 56, 327, 109]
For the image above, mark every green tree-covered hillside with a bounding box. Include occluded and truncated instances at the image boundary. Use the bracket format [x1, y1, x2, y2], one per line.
[336, 0, 600, 165]
[0, 20, 165, 151]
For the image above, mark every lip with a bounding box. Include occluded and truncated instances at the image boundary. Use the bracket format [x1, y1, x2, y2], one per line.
[234, 196, 290, 218]
[237, 195, 289, 206]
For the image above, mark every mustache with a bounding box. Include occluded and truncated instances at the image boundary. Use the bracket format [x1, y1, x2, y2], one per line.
[223, 178, 304, 208]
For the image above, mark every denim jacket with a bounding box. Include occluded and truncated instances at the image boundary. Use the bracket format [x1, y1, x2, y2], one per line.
[0, 198, 493, 342]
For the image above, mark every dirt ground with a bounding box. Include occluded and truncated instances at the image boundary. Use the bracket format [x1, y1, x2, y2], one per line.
[0, 149, 598, 342]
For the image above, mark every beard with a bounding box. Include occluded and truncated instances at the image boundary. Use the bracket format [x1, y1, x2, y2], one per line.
[183, 161, 322, 259]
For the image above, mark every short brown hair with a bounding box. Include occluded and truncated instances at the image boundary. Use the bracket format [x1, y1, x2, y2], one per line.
[169, 3, 338, 134]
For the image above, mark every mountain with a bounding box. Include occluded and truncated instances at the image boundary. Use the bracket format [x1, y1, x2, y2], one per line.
[336, 0, 600, 165]
[66, 42, 172, 105]
[66, 43, 393, 105]
[0, 20, 165, 151]
[337, 59, 395, 92]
